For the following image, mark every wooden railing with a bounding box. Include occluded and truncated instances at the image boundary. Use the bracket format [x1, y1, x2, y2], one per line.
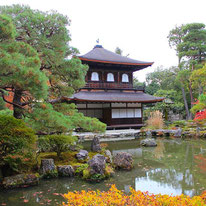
[83, 81, 140, 90]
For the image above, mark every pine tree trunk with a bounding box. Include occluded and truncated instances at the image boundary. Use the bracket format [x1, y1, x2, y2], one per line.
[181, 86, 190, 120]
[13, 90, 23, 119]
[188, 81, 194, 119]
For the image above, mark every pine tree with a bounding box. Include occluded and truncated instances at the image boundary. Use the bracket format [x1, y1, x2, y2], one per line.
[0, 6, 106, 133]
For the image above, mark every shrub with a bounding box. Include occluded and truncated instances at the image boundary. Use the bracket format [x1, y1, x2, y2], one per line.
[146, 110, 164, 129]
[75, 163, 89, 176]
[74, 113, 106, 133]
[38, 135, 77, 158]
[172, 120, 187, 127]
[0, 115, 36, 174]
[63, 185, 206, 206]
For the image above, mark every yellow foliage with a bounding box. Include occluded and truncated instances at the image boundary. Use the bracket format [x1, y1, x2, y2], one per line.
[63, 185, 206, 206]
[146, 110, 164, 129]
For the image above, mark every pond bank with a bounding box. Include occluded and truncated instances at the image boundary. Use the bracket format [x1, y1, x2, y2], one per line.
[73, 129, 140, 141]
[1, 138, 206, 205]
[73, 129, 184, 142]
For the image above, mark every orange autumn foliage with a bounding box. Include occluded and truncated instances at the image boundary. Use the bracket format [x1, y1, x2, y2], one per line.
[63, 185, 206, 206]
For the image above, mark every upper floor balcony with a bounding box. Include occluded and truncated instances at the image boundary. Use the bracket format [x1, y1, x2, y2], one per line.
[83, 81, 144, 91]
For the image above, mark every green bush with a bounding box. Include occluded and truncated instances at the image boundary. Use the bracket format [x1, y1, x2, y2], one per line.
[0, 115, 36, 174]
[0, 109, 13, 116]
[38, 134, 77, 158]
[75, 163, 89, 176]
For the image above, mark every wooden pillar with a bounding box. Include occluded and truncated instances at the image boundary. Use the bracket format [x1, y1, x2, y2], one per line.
[117, 72, 120, 83]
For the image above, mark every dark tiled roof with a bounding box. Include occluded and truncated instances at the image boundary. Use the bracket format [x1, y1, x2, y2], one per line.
[78, 45, 153, 67]
[67, 90, 164, 103]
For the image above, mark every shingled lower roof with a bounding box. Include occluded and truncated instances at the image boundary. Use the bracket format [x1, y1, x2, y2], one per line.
[78, 45, 153, 67]
[67, 90, 164, 103]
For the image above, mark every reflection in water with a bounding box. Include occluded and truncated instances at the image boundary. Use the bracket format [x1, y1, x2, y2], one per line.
[194, 154, 206, 173]
[1, 138, 206, 205]
[135, 168, 195, 197]
[153, 141, 165, 159]
[112, 148, 142, 157]
[135, 176, 182, 196]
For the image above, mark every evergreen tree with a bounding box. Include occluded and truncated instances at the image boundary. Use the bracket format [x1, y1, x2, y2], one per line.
[0, 5, 106, 133]
[0, 15, 48, 119]
[168, 23, 206, 119]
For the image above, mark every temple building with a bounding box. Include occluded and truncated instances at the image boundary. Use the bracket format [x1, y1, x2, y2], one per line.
[67, 45, 164, 129]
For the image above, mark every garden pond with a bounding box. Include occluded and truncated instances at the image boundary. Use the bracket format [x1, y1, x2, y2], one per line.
[1, 137, 206, 205]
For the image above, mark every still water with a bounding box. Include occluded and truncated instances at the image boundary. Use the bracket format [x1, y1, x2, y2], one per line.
[1, 138, 206, 205]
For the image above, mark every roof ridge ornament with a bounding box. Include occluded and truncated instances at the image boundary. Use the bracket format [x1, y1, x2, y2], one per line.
[94, 39, 103, 49]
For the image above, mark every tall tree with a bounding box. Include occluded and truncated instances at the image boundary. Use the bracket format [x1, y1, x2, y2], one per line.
[0, 5, 106, 133]
[0, 5, 88, 100]
[190, 65, 206, 94]
[145, 66, 178, 95]
[0, 15, 48, 119]
[168, 25, 190, 119]
[178, 23, 206, 68]
[178, 23, 206, 111]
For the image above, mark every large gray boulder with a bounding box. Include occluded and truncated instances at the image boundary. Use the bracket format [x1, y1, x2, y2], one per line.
[2, 173, 39, 189]
[91, 136, 101, 152]
[88, 154, 106, 175]
[113, 152, 133, 170]
[140, 138, 157, 147]
[40, 159, 58, 178]
[57, 165, 74, 177]
[76, 149, 88, 160]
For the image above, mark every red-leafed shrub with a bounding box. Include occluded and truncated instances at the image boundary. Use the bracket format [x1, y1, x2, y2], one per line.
[194, 109, 206, 120]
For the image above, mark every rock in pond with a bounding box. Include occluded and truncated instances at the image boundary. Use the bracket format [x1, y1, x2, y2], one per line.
[2, 173, 39, 189]
[40, 159, 58, 179]
[146, 130, 152, 137]
[57, 165, 74, 177]
[174, 128, 182, 137]
[76, 149, 88, 161]
[140, 138, 157, 147]
[113, 152, 133, 170]
[104, 149, 113, 163]
[88, 154, 106, 175]
[91, 136, 101, 152]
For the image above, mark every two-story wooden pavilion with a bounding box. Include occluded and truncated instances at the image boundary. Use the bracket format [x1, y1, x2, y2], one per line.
[66, 45, 164, 129]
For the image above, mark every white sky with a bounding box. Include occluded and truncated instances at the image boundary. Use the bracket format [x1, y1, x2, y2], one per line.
[1, 0, 206, 81]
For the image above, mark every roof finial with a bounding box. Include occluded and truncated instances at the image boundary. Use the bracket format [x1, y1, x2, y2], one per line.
[94, 39, 103, 49]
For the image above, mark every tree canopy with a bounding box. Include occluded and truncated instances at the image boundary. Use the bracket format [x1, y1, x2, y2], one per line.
[0, 5, 106, 133]
[167, 23, 206, 119]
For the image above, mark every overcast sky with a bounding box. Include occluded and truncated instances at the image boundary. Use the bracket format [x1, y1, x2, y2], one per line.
[1, 0, 206, 81]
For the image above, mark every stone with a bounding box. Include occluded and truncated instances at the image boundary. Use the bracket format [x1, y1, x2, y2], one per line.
[40, 159, 58, 178]
[134, 132, 141, 138]
[2, 173, 39, 189]
[104, 149, 113, 163]
[77, 136, 84, 143]
[146, 130, 152, 137]
[113, 152, 133, 170]
[88, 154, 106, 175]
[140, 138, 157, 147]
[76, 149, 88, 160]
[174, 128, 182, 137]
[196, 127, 200, 137]
[57, 165, 74, 177]
[91, 136, 101, 152]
